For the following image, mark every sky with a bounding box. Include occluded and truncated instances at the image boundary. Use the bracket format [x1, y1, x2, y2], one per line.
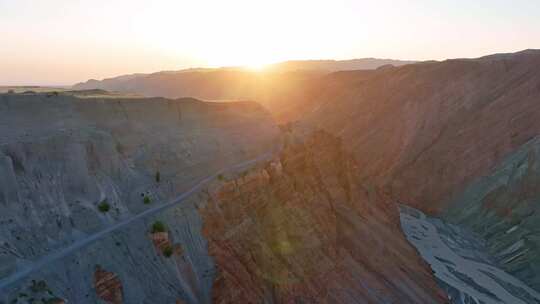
[1, 0, 540, 86]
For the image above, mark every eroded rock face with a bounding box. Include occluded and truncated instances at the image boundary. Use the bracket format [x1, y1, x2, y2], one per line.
[444, 137, 540, 291]
[202, 130, 446, 303]
[0, 93, 279, 302]
[304, 50, 540, 213]
[94, 266, 123, 304]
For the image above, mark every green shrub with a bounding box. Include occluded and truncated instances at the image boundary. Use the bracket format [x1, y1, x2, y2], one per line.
[151, 221, 166, 233]
[143, 195, 151, 204]
[44, 298, 64, 304]
[217, 174, 225, 181]
[155, 171, 161, 183]
[98, 200, 110, 213]
[30, 280, 48, 293]
[162, 245, 173, 257]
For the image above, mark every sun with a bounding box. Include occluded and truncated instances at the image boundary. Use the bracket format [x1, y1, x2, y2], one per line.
[240, 55, 277, 72]
[245, 62, 269, 71]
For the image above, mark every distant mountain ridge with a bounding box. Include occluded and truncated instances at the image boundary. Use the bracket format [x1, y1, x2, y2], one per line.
[73, 58, 417, 89]
[267, 58, 416, 72]
[72, 58, 415, 93]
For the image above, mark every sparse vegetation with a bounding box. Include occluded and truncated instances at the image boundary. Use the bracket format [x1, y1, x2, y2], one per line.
[151, 221, 166, 233]
[97, 199, 110, 213]
[217, 173, 225, 181]
[115, 142, 125, 154]
[162, 245, 173, 257]
[46, 91, 59, 98]
[43, 298, 65, 304]
[143, 195, 151, 204]
[155, 171, 160, 183]
[30, 280, 48, 293]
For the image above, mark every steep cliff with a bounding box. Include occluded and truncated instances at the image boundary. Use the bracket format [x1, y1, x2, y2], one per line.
[201, 129, 446, 303]
[0, 93, 447, 303]
[0, 92, 279, 303]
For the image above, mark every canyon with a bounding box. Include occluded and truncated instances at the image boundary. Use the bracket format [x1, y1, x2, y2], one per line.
[0, 92, 444, 303]
[2, 49, 540, 303]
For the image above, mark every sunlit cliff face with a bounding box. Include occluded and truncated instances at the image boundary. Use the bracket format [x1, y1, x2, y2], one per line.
[200, 129, 446, 303]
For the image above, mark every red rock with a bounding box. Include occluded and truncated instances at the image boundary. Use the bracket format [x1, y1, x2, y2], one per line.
[201, 130, 447, 303]
[150, 231, 172, 253]
[303, 50, 540, 213]
[94, 266, 123, 304]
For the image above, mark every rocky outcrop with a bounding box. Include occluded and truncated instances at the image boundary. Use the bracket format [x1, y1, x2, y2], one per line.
[201, 129, 446, 303]
[94, 266, 123, 304]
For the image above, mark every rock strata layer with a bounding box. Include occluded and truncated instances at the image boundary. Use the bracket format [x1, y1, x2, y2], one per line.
[202, 129, 447, 303]
[94, 266, 123, 304]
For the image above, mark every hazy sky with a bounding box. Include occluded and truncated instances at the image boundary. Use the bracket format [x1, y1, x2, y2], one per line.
[1, 0, 540, 85]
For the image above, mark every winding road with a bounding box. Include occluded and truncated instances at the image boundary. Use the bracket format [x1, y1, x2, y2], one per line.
[0, 152, 274, 291]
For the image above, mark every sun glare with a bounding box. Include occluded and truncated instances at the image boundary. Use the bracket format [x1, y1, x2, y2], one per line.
[245, 62, 269, 71]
